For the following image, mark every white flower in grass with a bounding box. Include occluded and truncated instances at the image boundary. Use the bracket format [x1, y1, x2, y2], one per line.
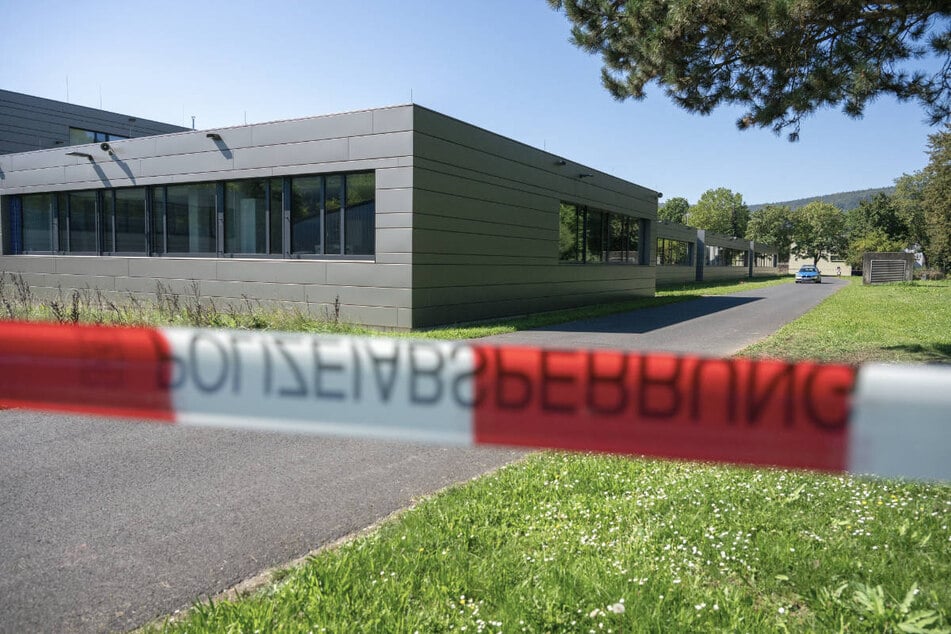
[607, 602, 625, 614]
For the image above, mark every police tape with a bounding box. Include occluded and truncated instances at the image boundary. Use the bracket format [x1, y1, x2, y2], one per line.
[0, 321, 948, 482]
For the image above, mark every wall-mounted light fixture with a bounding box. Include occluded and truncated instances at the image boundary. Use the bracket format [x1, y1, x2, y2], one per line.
[206, 132, 222, 141]
[656, 192, 664, 198]
[578, 173, 594, 179]
[554, 159, 566, 166]
[66, 151, 94, 161]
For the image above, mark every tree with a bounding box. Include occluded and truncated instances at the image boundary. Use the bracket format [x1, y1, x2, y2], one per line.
[792, 202, 848, 265]
[922, 124, 951, 270]
[548, 1, 951, 140]
[892, 172, 929, 249]
[845, 230, 906, 268]
[746, 204, 794, 261]
[846, 193, 908, 243]
[659, 196, 689, 224]
[687, 188, 749, 237]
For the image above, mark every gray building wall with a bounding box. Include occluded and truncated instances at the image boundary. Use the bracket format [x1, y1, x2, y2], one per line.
[410, 107, 658, 327]
[655, 220, 698, 286]
[0, 106, 416, 328]
[0, 104, 661, 329]
[0, 89, 187, 155]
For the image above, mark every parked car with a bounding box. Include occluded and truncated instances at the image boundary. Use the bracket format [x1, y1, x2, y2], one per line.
[795, 265, 822, 284]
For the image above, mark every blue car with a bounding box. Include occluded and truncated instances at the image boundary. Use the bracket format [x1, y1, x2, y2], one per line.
[795, 265, 822, 284]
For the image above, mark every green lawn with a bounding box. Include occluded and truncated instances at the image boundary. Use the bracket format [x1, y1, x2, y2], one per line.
[144, 278, 951, 634]
[741, 279, 951, 364]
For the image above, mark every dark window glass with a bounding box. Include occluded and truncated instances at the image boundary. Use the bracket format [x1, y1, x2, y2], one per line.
[626, 218, 640, 263]
[114, 188, 147, 253]
[585, 209, 606, 263]
[68, 128, 96, 146]
[225, 179, 268, 254]
[270, 178, 283, 255]
[345, 172, 375, 255]
[21, 194, 54, 252]
[152, 188, 165, 254]
[657, 238, 691, 265]
[291, 176, 321, 254]
[57, 193, 68, 251]
[324, 175, 342, 255]
[102, 192, 115, 252]
[68, 127, 127, 145]
[68, 191, 98, 252]
[166, 183, 216, 253]
[558, 203, 581, 262]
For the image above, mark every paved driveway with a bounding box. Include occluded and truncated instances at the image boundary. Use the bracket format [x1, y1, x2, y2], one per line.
[483, 277, 847, 356]
[0, 277, 846, 633]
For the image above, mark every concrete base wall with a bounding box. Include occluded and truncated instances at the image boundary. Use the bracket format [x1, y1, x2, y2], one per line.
[0, 255, 411, 329]
[656, 265, 696, 286]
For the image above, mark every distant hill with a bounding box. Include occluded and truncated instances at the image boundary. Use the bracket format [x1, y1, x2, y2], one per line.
[750, 186, 895, 212]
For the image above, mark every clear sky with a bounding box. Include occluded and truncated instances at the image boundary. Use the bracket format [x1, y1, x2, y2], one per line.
[0, 0, 942, 205]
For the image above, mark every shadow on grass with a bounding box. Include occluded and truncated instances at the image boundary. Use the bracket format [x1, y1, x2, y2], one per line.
[882, 342, 951, 364]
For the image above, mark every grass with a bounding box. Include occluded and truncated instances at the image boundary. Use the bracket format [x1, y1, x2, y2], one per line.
[148, 455, 950, 633]
[741, 278, 951, 364]
[139, 276, 951, 633]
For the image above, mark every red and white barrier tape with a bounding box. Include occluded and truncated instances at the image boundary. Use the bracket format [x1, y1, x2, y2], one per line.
[1, 321, 948, 481]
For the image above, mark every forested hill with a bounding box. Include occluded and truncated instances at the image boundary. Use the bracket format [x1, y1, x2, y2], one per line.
[749, 186, 895, 212]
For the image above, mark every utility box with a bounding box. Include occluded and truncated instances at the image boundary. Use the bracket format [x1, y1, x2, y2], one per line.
[863, 252, 914, 284]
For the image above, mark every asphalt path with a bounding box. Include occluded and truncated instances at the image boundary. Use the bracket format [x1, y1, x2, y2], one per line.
[482, 277, 847, 355]
[0, 277, 846, 633]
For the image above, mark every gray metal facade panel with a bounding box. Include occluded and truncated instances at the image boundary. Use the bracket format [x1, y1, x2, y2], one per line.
[0, 89, 187, 155]
[409, 105, 657, 327]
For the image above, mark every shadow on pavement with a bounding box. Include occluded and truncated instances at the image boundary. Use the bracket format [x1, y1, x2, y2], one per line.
[532, 295, 762, 334]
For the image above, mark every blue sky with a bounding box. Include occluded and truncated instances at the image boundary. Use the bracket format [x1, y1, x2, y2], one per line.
[0, 0, 942, 204]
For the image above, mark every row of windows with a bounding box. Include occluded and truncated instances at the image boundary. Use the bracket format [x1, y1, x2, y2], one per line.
[706, 245, 748, 267]
[656, 238, 693, 266]
[558, 202, 644, 264]
[10, 171, 375, 258]
[68, 127, 129, 146]
[755, 252, 777, 267]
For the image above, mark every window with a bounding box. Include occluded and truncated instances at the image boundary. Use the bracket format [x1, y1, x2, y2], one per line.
[102, 188, 147, 254]
[66, 191, 98, 253]
[225, 179, 268, 254]
[345, 172, 375, 255]
[559, 202, 642, 264]
[609, 215, 639, 263]
[656, 238, 692, 265]
[290, 172, 375, 256]
[324, 175, 342, 255]
[21, 194, 55, 252]
[68, 127, 129, 146]
[585, 209, 606, 263]
[559, 203, 582, 262]
[10, 170, 374, 259]
[165, 183, 216, 254]
[291, 176, 321, 254]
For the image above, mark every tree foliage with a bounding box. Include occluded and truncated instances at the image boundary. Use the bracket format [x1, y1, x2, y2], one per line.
[845, 230, 907, 268]
[921, 124, 951, 270]
[659, 196, 690, 224]
[846, 193, 909, 243]
[549, 1, 951, 139]
[746, 204, 794, 260]
[687, 188, 749, 237]
[792, 201, 848, 265]
[892, 172, 929, 247]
